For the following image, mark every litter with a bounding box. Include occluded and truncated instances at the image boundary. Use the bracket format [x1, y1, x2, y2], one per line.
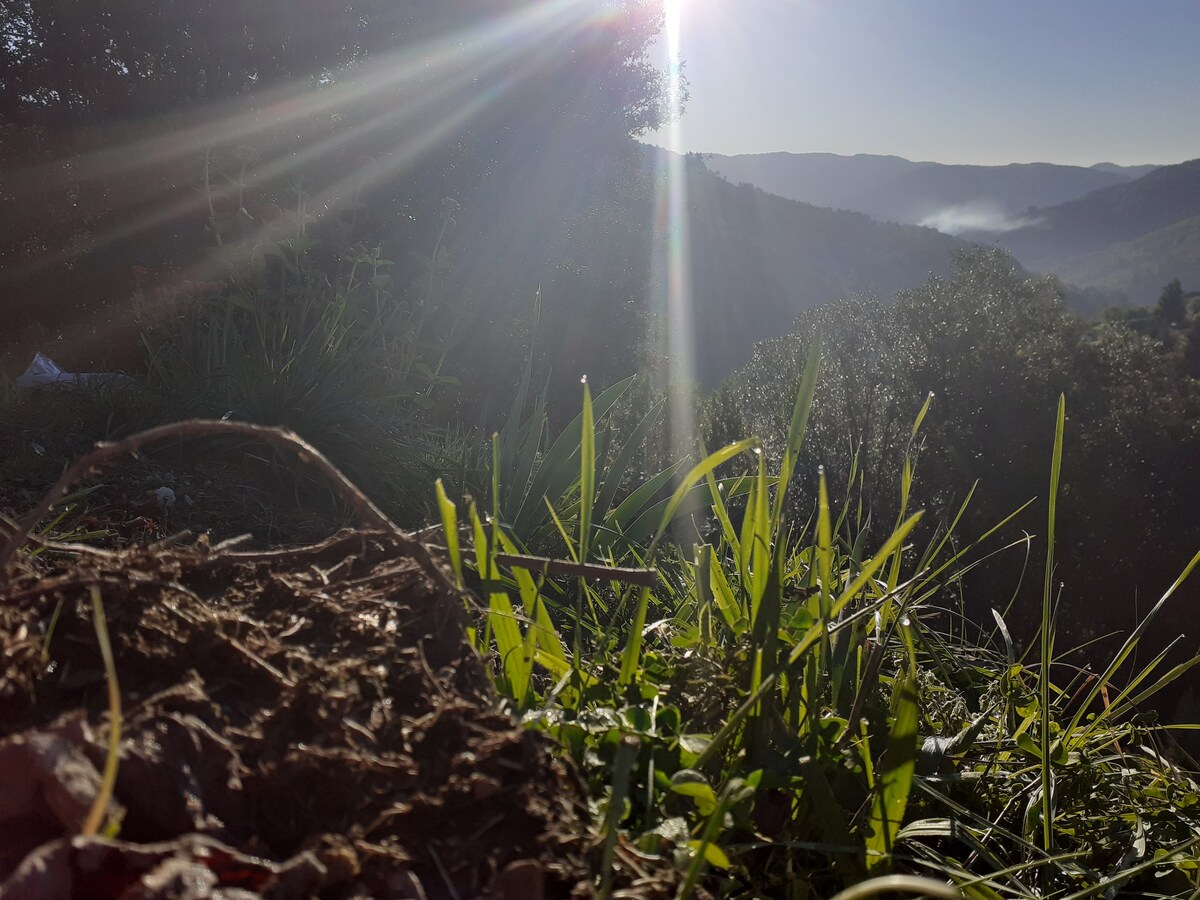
[16, 353, 130, 389]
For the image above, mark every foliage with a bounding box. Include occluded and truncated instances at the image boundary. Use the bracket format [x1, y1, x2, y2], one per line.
[997, 159, 1200, 271]
[0, 1, 669, 383]
[1158, 277, 1187, 327]
[1, 1, 666, 128]
[444, 354, 1200, 898]
[708, 250, 1200, 654]
[136, 168, 462, 516]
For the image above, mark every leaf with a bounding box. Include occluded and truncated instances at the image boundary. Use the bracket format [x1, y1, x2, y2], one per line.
[496, 529, 568, 666]
[708, 545, 744, 634]
[579, 381, 596, 562]
[816, 467, 834, 624]
[595, 398, 665, 527]
[864, 671, 920, 873]
[488, 592, 531, 708]
[646, 438, 761, 560]
[741, 450, 771, 621]
[1038, 395, 1066, 851]
[687, 840, 731, 869]
[619, 440, 760, 687]
[671, 781, 719, 816]
[515, 375, 634, 535]
[596, 459, 687, 548]
[434, 479, 462, 588]
[677, 734, 712, 755]
[1016, 731, 1043, 760]
[705, 467, 743, 557]
[786, 513, 923, 667]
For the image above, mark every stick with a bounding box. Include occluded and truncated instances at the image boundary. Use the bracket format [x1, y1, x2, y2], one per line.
[0, 420, 456, 595]
[427, 544, 659, 588]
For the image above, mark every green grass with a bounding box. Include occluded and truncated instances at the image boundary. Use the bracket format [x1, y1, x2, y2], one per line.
[445, 348, 1200, 899]
[10, 217, 1199, 895]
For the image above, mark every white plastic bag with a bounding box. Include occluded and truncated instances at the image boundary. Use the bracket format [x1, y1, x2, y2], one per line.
[16, 353, 128, 389]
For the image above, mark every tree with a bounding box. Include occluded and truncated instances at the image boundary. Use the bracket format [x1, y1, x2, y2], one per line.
[706, 249, 1200, 646]
[1157, 278, 1186, 326]
[0, 1, 669, 374]
[1, 2, 666, 131]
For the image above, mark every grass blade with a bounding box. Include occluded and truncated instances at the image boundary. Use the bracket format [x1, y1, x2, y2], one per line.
[1039, 395, 1065, 851]
[435, 479, 463, 588]
[83, 586, 121, 837]
[864, 669, 920, 873]
[646, 438, 760, 560]
[579, 380, 596, 562]
[774, 340, 821, 525]
[595, 398, 666, 527]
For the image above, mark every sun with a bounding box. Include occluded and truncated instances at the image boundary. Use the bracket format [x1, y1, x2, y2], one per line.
[666, 0, 698, 22]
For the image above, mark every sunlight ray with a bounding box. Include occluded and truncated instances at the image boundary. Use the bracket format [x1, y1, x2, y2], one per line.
[1, 0, 612, 286]
[7, 0, 600, 187]
[652, 0, 696, 464]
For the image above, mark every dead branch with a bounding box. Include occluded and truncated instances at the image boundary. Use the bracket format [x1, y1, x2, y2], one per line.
[0, 420, 457, 596]
[428, 545, 659, 588]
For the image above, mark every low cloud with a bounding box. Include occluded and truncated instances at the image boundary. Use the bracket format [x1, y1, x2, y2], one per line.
[919, 202, 1044, 236]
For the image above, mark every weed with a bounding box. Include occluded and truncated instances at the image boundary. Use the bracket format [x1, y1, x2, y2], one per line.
[450, 347, 1200, 898]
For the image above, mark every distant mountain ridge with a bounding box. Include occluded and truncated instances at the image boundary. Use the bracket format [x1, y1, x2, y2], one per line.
[1091, 162, 1160, 179]
[640, 149, 967, 381]
[984, 158, 1200, 270]
[1050, 215, 1200, 303]
[700, 151, 1157, 230]
[699, 152, 924, 213]
[694, 148, 1196, 311]
[844, 163, 1131, 233]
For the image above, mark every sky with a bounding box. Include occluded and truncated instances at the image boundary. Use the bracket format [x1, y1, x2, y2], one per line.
[647, 0, 1200, 166]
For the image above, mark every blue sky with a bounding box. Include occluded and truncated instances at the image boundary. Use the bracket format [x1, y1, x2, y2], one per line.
[648, 0, 1200, 166]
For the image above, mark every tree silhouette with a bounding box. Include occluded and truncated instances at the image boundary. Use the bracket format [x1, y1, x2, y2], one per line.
[1157, 277, 1186, 326]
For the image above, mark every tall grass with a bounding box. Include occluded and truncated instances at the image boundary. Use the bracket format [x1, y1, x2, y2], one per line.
[444, 349, 1200, 898]
[137, 188, 460, 516]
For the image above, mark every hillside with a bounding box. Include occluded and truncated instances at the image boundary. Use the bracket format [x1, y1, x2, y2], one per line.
[701, 151, 925, 211]
[643, 150, 966, 381]
[989, 158, 1200, 269]
[1091, 162, 1160, 179]
[845, 162, 1131, 231]
[701, 150, 1139, 228]
[1052, 215, 1200, 304]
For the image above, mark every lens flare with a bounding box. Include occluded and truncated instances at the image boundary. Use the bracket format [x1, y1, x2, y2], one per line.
[651, 0, 696, 464]
[3, 0, 612, 291]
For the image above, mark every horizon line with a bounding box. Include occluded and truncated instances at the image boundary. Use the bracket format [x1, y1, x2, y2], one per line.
[641, 143, 1187, 170]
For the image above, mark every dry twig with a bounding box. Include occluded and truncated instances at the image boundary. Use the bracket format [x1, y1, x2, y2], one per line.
[428, 545, 658, 588]
[0, 420, 457, 596]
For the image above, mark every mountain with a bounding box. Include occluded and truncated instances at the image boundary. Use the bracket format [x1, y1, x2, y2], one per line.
[1091, 162, 1161, 179]
[1051, 215, 1200, 305]
[843, 162, 1131, 232]
[701, 152, 925, 212]
[986, 158, 1200, 270]
[700, 151, 1144, 230]
[643, 150, 967, 381]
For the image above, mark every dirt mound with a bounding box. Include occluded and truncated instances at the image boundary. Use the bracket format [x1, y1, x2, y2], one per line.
[0, 530, 600, 899]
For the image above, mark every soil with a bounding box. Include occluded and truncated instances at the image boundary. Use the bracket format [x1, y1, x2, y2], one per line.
[0, 527, 671, 899]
